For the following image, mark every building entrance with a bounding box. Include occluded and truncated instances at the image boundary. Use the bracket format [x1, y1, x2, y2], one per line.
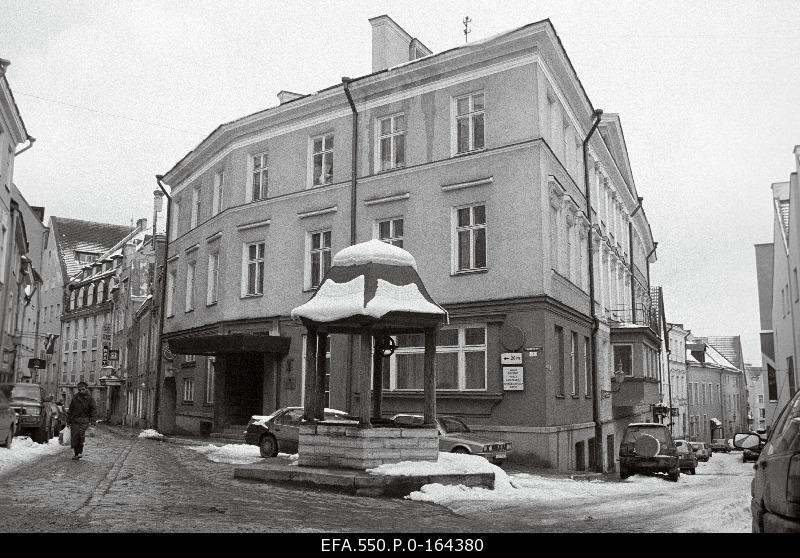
[223, 352, 264, 426]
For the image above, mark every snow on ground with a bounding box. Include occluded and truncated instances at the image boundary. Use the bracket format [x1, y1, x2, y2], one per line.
[0, 436, 65, 475]
[184, 443, 298, 465]
[137, 429, 165, 439]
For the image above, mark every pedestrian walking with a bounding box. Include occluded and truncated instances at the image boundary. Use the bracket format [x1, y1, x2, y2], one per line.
[67, 381, 97, 460]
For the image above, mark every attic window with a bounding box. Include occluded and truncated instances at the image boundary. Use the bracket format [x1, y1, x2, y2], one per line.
[75, 251, 99, 265]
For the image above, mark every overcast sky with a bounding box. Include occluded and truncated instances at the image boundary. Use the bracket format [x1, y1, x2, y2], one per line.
[2, 1, 799, 365]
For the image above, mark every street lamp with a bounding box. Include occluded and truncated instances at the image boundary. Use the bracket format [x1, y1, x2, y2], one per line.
[601, 361, 626, 399]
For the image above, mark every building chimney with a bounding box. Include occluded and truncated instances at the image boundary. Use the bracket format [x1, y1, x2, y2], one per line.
[368, 15, 431, 73]
[277, 90, 304, 105]
[136, 218, 148, 232]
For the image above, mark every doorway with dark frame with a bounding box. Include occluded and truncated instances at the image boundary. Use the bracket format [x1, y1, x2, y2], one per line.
[223, 352, 264, 427]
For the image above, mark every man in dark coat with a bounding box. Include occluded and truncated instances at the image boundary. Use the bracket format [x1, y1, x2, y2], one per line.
[67, 381, 97, 460]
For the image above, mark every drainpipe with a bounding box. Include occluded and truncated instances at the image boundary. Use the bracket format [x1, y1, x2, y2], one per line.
[0, 202, 19, 382]
[14, 137, 36, 157]
[582, 108, 604, 472]
[153, 175, 172, 431]
[629, 197, 643, 322]
[341, 77, 360, 413]
[664, 324, 674, 434]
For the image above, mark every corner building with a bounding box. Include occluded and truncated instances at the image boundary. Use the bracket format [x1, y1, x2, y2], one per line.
[159, 16, 659, 471]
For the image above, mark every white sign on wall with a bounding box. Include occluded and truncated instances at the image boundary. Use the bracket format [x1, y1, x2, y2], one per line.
[501, 353, 522, 365]
[503, 366, 524, 391]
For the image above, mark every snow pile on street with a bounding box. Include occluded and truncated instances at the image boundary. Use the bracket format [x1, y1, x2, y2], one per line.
[185, 443, 263, 465]
[137, 429, 165, 439]
[368, 452, 515, 491]
[0, 436, 64, 475]
[332, 239, 417, 269]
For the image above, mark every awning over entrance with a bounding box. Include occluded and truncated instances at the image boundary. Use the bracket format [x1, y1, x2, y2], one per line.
[710, 417, 722, 427]
[167, 334, 290, 356]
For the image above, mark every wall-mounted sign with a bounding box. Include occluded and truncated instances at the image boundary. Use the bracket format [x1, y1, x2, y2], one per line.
[525, 346, 543, 357]
[101, 345, 109, 367]
[27, 358, 46, 370]
[503, 366, 524, 391]
[108, 349, 120, 362]
[501, 352, 522, 365]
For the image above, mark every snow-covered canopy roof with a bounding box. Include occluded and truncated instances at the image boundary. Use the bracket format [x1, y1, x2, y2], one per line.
[291, 239, 446, 331]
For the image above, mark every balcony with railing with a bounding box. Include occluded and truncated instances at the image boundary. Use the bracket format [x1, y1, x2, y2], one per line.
[608, 304, 660, 336]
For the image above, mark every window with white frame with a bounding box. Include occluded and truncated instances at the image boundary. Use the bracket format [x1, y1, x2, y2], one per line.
[183, 378, 194, 403]
[454, 204, 486, 272]
[378, 114, 405, 171]
[207, 252, 219, 305]
[311, 133, 334, 186]
[757, 394, 764, 404]
[191, 187, 200, 228]
[185, 354, 196, 364]
[206, 357, 215, 404]
[166, 270, 176, 316]
[455, 92, 485, 154]
[185, 262, 195, 312]
[307, 231, 331, 289]
[382, 325, 486, 391]
[377, 218, 403, 247]
[212, 171, 224, 216]
[244, 242, 265, 296]
[613, 344, 632, 377]
[584, 336, 590, 396]
[251, 153, 268, 201]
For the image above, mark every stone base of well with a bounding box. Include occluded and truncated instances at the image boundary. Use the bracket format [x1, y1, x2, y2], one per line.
[298, 423, 439, 470]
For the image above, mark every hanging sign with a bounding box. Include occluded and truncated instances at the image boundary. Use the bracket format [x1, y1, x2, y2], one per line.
[503, 366, 524, 390]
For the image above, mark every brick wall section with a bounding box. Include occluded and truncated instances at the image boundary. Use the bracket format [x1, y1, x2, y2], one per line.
[298, 424, 439, 469]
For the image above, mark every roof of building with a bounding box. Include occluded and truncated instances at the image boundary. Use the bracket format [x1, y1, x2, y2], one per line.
[699, 336, 744, 370]
[50, 217, 135, 282]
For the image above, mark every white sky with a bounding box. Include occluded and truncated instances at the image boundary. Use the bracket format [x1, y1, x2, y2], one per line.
[2, 1, 799, 364]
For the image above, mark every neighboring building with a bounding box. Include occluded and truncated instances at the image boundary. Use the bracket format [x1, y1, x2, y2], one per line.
[158, 16, 659, 472]
[0, 57, 36, 384]
[744, 363, 766, 433]
[666, 323, 690, 439]
[686, 338, 746, 443]
[755, 147, 800, 431]
[48, 217, 135, 410]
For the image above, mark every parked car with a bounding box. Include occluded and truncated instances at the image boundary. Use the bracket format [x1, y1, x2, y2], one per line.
[0, 389, 17, 449]
[244, 407, 357, 457]
[0, 383, 59, 443]
[618, 422, 681, 481]
[710, 438, 729, 453]
[674, 439, 698, 474]
[689, 441, 711, 462]
[735, 388, 800, 532]
[390, 414, 513, 465]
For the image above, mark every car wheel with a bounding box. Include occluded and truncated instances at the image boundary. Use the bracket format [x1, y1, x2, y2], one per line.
[259, 434, 278, 458]
[690, 468, 696, 475]
[668, 470, 680, 482]
[619, 466, 631, 480]
[450, 447, 470, 454]
[33, 424, 48, 444]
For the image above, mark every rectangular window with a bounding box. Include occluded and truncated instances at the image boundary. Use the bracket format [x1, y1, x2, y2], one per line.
[311, 133, 334, 186]
[701, 383, 706, 406]
[212, 171, 224, 216]
[455, 92, 485, 154]
[378, 114, 405, 171]
[185, 262, 195, 311]
[759, 408, 766, 419]
[584, 336, 590, 396]
[185, 354, 196, 364]
[308, 231, 331, 289]
[245, 242, 265, 296]
[757, 394, 764, 404]
[767, 365, 778, 401]
[382, 325, 487, 392]
[454, 204, 486, 272]
[788, 356, 796, 396]
[571, 332, 578, 395]
[377, 218, 403, 248]
[613, 344, 632, 376]
[205, 357, 215, 404]
[251, 153, 268, 201]
[166, 270, 176, 317]
[556, 325, 565, 396]
[191, 187, 200, 228]
[170, 201, 180, 241]
[183, 378, 194, 403]
[207, 253, 219, 305]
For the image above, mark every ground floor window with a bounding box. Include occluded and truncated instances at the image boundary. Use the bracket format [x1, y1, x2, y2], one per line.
[183, 378, 194, 403]
[381, 325, 487, 391]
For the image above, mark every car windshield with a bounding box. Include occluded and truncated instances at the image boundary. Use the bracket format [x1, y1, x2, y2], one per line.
[689, 443, 702, 450]
[438, 417, 471, 434]
[8, 385, 40, 402]
[622, 426, 669, 444]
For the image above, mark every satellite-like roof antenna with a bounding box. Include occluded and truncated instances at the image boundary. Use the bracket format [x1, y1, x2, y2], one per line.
[463, 16, 472, 43]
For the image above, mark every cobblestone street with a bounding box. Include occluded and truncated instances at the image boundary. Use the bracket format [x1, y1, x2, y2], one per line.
[0, 426, 493, 533]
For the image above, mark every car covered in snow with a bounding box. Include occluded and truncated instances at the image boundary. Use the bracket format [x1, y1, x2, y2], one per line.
[244, 407, 358, 457]
[674, 439, 698, 474]
[618, 422, 681, 481]
[735, 388, 800, 532]
[389, 414, 512, 465]
[689, 441, 711, 462]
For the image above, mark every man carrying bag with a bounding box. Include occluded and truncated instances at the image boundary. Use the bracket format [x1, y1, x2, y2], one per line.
[67, 381, 97, 460]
